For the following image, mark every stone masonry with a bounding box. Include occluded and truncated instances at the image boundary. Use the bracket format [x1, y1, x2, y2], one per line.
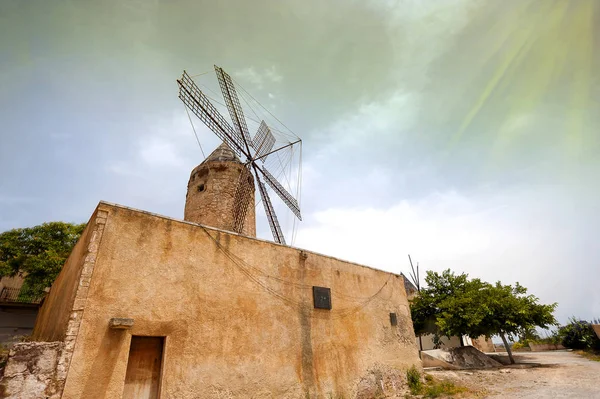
[0, 209, 109, 398]
[184, 143, 256, 237]
[0, 342, 64, 399]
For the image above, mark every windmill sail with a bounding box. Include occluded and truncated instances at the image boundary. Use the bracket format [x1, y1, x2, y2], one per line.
[215, 66, 253, 149]
[257, 179, 285, 245]
[232, 165, 254, 234]
[259, 167, 301, 220]
[252, 121, 276, 162]
[177, 71, 245, 156]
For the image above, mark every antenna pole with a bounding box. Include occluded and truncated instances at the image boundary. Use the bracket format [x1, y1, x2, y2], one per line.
[408, 254, 423, 352]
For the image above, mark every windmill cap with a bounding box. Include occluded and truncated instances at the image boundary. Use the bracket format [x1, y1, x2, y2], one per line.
[201, 142, 242, 164]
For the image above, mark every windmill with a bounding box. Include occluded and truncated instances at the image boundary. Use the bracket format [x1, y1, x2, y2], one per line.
[177, 66, 302, 245]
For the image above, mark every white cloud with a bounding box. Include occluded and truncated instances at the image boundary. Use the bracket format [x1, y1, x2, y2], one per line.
[235, 66, 283, 89]
[315, 90, 416, 151]
[139, 136, 183, 167]
[296, 189, 499, 271]
[295, 184, 600, 324]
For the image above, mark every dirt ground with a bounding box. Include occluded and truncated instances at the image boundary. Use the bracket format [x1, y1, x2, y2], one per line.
[426, 350, 600, 398]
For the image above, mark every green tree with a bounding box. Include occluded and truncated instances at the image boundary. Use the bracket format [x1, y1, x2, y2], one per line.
[0, 222, 85, 297]
[410, 269, 557, 364]
[558, 318, 600, 350]
[478, 281, 557, 363]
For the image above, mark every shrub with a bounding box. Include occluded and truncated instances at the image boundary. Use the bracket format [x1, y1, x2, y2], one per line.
[406, 365, 422, 395]
[423, 380, 468, 398]
[558, 318, 600, 350]
[512, 341, 527, 350]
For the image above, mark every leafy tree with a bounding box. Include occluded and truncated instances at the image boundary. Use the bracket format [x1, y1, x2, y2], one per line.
[478, 281, 557, 363]
[410, 269, 557, 364]
[558, 318, 600, 350]
[0, 222, 85, 297]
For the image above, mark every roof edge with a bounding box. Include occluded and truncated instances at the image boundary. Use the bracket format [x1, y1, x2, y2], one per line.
[96, 200, 401, 278]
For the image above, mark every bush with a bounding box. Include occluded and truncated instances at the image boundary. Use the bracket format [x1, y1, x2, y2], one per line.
[558, 318, 600, 350]
[512, 341, 527, 350]
[406, 365, 422, 395]
[423, 380, 468, 398]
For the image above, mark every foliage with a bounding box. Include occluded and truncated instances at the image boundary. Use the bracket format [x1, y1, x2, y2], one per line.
[511, 341, 527, 350]
[574, 350, 600, 362]
[533, 330, 562, 345]
[406, 365, 422, 395]
[406, 370, 469, 398]
[410, 269, 557, 363]
[0, 222, 85, 297]
[515, 327, 541, 348]
[558, 318, 600, 350]
[422, 379, 468, 398]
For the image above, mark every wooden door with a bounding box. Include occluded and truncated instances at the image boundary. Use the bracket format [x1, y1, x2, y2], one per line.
[122, 336, 164, 399]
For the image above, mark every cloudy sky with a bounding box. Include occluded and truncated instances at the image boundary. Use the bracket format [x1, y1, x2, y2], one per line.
[1, 0, 599, 324]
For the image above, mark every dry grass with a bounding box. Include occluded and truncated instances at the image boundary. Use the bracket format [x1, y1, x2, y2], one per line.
[574, 350, 600, 362]
[405, 371, 472, 398]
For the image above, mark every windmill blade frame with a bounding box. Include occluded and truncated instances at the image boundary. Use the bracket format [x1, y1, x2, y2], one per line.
[214, 65, 253, 149]
[231, 164, 255, 234]
[256, 178, 285, 245]
[252, 121, 276, 162]
[258, 166, 302, 220]
[177, 70, 247, 157]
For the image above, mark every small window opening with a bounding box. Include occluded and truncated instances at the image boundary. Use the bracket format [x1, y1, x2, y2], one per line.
[198, 184, 205, 192]
[390, 312, 398, 326]
[313, 286, 332, 310]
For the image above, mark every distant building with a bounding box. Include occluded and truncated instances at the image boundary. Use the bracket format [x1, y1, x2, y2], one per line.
[2, 144, 420, 399]
[0, 275, 42, 346]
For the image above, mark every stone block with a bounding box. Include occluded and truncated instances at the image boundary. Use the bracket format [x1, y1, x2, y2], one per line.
[109, 317, 134, 329]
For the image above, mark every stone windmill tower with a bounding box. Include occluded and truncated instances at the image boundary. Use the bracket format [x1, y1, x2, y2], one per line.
[184, 142, 256, 237]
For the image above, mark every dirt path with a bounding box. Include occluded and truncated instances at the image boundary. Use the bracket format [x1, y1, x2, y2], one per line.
[426, 350, 600, 398]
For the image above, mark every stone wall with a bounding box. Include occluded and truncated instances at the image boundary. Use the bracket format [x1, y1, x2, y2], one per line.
[25, 207, 108, 398]
[472, 336, 496, 353]
[0, 342, 64, 399]
[528, 343, 565, 352]
[56, 202, 420, 398]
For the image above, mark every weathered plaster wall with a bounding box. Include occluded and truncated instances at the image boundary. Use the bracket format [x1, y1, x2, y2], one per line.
[61, 203, 420, 398]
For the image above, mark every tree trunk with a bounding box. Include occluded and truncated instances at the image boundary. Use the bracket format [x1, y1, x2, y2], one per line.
[500, 333, 515, 364]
